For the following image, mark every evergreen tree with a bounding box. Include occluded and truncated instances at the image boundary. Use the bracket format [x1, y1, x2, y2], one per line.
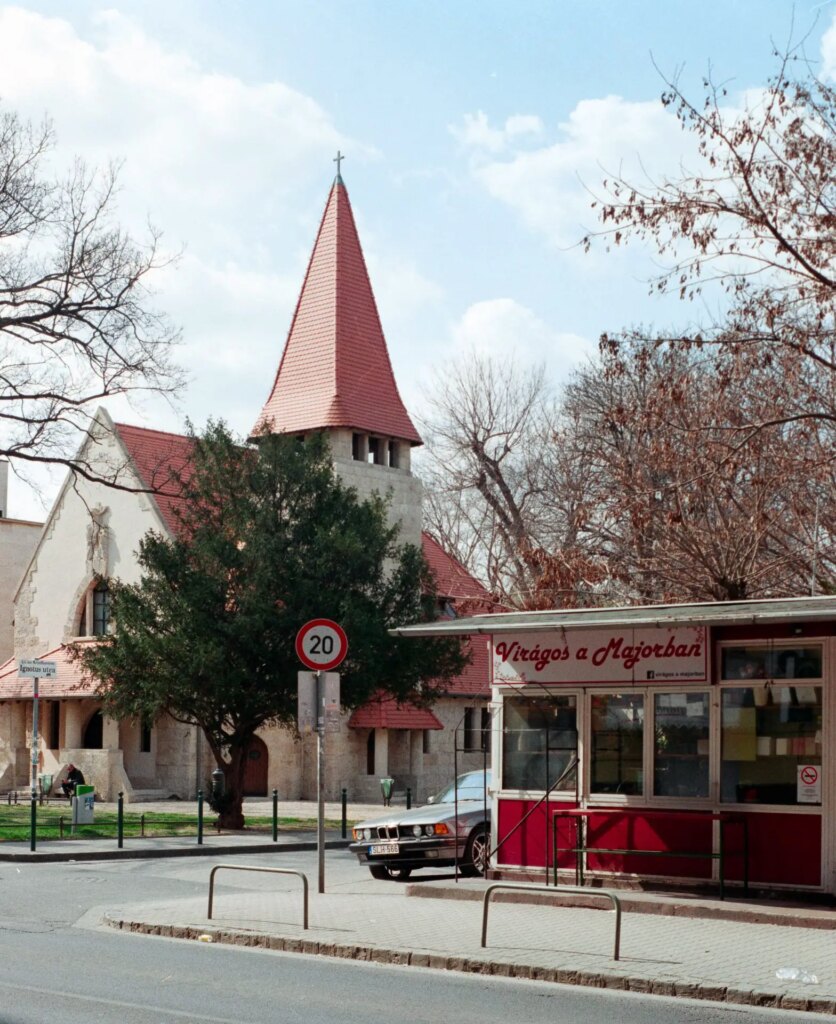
[76, 423, 467, 828]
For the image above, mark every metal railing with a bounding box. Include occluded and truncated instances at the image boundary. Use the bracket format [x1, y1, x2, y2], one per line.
[207, 865, 309, 929]
[481, 882, 622, 961]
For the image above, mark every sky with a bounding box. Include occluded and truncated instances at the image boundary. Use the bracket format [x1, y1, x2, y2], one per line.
[3, 0, 836, 520]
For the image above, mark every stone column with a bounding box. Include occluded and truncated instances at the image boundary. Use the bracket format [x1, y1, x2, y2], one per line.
[373, 728, 389, 777]
[64, 702, 83, 748]
[102, 715, 119, 751]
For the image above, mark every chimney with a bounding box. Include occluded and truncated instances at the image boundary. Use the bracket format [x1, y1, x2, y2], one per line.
[0, 459, 8, 518]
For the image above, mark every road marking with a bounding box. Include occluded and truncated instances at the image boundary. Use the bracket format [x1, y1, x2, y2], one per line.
[0, 979, 251, 1023]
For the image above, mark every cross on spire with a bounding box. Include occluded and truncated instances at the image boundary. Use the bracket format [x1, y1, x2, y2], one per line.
[333, 150, 345, 179]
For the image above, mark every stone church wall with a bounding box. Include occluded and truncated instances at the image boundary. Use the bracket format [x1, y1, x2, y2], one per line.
[0, 518, 42, 663]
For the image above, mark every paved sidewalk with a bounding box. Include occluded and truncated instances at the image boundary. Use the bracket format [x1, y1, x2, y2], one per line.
[102, 869, 836, 1015]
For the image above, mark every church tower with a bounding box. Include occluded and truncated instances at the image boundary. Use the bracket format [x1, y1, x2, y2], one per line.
[251, 169, 423, 547]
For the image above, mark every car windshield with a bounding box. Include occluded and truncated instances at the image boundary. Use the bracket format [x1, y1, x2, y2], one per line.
[433, 771, 490, 804]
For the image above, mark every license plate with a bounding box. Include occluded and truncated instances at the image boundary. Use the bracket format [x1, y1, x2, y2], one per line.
[369, 843, 398, 855]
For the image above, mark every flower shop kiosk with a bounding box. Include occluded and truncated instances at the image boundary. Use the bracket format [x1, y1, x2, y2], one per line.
[393, 596, 835, 895]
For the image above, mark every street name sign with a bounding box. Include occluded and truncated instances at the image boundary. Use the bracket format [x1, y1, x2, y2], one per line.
[18, 660, 57, 678]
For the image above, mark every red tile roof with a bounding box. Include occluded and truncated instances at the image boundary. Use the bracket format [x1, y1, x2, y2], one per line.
[0, 641, 100, 699]
[252, 179, 422, 444]
[348, 694, 442, 730]
[442, 636, 491, 698]
[420, 534, 496, 698]
[422, 533, 494, 604]
[114, 423, 193, 536]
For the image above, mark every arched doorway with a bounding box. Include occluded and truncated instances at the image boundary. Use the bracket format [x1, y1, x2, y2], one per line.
[242, 735, 268, 796]
[82, 710, 103, 749]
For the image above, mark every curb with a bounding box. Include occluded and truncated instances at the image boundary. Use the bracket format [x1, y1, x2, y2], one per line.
[0, 839, 351, 864]
[102, 913, 836, 1015]
[407, 883, 836, 931]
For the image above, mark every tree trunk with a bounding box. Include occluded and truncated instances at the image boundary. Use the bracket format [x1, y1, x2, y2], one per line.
[216, 745, 246, 830]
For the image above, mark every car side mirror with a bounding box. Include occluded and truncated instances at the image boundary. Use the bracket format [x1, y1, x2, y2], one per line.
[426, 795, 436, 804]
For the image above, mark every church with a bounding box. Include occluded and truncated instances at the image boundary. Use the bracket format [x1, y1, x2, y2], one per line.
[0, 172, 493, 805]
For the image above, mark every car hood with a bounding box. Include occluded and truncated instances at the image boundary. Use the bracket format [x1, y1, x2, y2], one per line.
[354, 799, 489, 830]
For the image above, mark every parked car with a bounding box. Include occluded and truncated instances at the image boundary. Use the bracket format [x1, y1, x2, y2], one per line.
[349, 770, 491, 880]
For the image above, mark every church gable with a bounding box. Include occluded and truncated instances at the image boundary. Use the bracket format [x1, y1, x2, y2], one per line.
[13, 410, 170, 655]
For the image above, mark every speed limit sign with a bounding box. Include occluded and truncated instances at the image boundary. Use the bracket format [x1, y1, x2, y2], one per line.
[295, 619, 348, 671]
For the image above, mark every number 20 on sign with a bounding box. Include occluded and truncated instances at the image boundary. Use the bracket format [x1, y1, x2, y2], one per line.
[295, 619, 348, 672]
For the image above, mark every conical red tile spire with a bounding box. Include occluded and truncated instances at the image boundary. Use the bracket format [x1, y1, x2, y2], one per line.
[251, 176, 422, 445]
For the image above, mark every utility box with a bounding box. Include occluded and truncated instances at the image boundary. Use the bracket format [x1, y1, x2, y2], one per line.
[72, 784, 95, 826]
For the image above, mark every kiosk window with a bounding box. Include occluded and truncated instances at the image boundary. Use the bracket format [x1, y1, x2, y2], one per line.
[502, 696, 577, 792]
[721, 646, 822, 681]
[653, 692, 709, 798]
[591, 693, 644, 796]
[721, 686, 823, 805]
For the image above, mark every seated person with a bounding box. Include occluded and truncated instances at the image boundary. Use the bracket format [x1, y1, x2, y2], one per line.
[61, 764, 85, 801]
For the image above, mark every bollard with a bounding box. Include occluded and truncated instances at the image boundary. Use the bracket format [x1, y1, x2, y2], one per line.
[341, 788, 347, 839]
[117, 791, 124, 849]
[30, 794, 37, 852]
[272, 788, 278, 843]
[406, 787, 412, 810]
[197, 789, 204, 845]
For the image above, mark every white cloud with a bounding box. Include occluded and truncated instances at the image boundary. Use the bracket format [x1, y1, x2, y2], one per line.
[450, 110, 544, 154]
[450, 298, 593, 373]
[454, 96, 696, 250]
[0, 6, 357, 251]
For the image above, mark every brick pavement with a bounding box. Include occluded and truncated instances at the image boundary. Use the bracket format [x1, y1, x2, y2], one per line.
[103, 873, 836, 1015]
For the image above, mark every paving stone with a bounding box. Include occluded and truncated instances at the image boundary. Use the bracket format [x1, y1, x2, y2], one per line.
[725, 987, 754, 1004]
[780, 994, 811, 1011]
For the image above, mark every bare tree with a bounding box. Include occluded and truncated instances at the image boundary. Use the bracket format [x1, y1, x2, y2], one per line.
[0, 106, 184, 490]
[420, 354, 555, 606]
[553, 335, 831, 603]
[586, 46, 836, 435]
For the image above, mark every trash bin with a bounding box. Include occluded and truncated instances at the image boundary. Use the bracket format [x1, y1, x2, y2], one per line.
[72, 784, 95, 826]
[37, 773, 53, 803]
[380, 777, 395, 806]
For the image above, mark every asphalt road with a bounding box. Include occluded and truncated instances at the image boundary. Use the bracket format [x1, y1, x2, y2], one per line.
[0, 851, 824, 1023]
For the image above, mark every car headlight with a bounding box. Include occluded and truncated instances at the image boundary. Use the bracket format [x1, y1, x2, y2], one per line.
[424, 824, 435, 836]
[412, 825, 423, 837]
[362, 828, 372, 841]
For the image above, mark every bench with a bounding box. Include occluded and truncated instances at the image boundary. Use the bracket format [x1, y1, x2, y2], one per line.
[552, 808, 749, 900]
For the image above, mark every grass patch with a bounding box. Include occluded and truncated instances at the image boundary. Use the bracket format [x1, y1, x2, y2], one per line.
[0, 805, 343, 843]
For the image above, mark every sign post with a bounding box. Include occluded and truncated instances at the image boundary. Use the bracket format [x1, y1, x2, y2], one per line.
[17, 659, 57, 852]
[296, 620, 348, 894]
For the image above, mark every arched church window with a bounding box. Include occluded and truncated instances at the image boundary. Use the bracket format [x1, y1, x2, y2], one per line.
[76, 580, 113, 637]
[92, 582, 111, 636]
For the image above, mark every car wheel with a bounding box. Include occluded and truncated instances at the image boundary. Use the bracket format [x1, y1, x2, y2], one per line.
[460, 827, 488, 877]
[368, 864, 412, 881]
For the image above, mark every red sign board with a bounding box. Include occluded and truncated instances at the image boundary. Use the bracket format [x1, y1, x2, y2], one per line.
[295, 619, 348, 672]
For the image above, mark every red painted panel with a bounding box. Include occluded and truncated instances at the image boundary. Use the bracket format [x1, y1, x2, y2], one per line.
[496, 798, 578, 869]
[584, 810, 713, 879]
[725, 813, 821, 887]
[497, 800, 823, 887]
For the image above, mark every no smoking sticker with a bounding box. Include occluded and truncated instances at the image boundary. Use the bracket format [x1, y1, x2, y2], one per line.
[797, 764, 821, 804]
